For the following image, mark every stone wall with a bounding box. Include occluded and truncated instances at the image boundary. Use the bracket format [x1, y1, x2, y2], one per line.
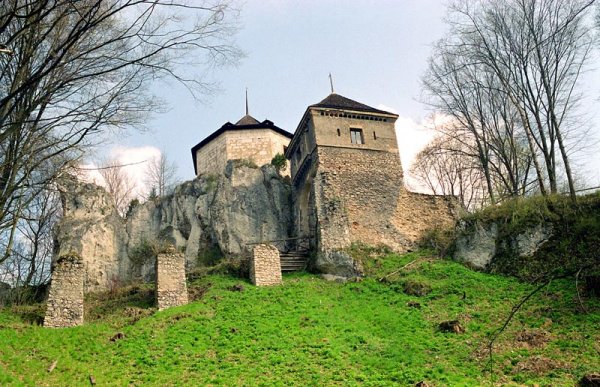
[44, 254, 85, 328]
[310, 109, 399, 153]
[225, 129, 290, 174]
[393, 190, 457, 244]
[250, 244, 282, 286]
[195, 129, 291, 177]
[195, 132, 228, 176]
[316, 146, 409, 250]
[156, 246, 188, 310]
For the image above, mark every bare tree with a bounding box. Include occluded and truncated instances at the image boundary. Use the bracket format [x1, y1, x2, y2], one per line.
[443, 0, 596, 201]
[422, 47, 536, 203]
[145, 152, 178, 198]
[410, 135, 490, 210]
[0, 0, 241, 262]
[97, 158, 136, 217]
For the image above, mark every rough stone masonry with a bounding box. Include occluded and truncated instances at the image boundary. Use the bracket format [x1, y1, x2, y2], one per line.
[250, 244, 282, 286]
[156, 246, 189, 310]
[44, 253, 85, 328]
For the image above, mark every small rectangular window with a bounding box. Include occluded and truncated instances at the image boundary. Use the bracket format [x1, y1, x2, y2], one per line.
[373, 131, 377, 140]
[350, 128, 364, 144]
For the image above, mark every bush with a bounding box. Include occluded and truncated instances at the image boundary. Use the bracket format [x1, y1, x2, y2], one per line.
[271, 153, 287, 173]
[419, 226, 456, 257]
[129, 239, 173, 268]
[197, 245, 223, 267]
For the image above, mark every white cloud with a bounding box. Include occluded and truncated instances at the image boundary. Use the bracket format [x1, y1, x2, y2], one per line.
[377, 104, 439, 191]
[80, 146, 161, 199]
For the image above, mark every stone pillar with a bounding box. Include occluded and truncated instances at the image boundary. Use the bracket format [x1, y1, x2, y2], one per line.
[44, 253, 85, 328]
[250, 244, 282, 286]
[156, 246, 188, 311]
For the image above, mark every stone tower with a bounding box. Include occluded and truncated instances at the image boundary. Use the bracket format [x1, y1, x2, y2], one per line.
[191, 114, 293, 176]
[286, 93, 406, 273]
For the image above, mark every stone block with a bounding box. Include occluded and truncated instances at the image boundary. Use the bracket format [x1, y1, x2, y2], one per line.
[156, 246, 188, 310]
[44, 253, 85, 328]
[250, 244, 282, 286]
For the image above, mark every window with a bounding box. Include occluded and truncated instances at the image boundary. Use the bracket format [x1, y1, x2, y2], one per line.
[350, 128, 364, 144]
[337, 128, 341, 136]
[373, 131, 377, 140]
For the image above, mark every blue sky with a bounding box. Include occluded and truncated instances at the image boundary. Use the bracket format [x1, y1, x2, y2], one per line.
[101, 0, 600, 192]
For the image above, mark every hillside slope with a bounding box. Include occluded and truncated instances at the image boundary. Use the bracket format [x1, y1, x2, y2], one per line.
[0, 253, 598, 385]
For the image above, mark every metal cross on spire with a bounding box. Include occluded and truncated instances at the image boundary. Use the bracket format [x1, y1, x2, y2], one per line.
[329, 73, 335, 94]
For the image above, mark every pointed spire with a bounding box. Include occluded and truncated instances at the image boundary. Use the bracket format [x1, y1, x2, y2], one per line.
[329, 73, 335, 94]
[245, 87, 249, 116]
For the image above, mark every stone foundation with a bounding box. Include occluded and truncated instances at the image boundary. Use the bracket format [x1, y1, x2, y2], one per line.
[156, 246, 188, 310]
[250, 244, 282, 286]
[44, 254, 85, 328]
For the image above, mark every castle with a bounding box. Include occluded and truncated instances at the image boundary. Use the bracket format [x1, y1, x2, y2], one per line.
[44, 91, 456, 326]
[192, 92, 456, 264]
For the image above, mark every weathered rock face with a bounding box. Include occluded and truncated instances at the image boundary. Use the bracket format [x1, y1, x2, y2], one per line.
[454, 220, 553, 271]
[210, 162, 293, 256]
[125, 162, 293, 280]
[54, 176, 128, 292]
[52, 162, 293, 290]
[454, 222, 499, 270]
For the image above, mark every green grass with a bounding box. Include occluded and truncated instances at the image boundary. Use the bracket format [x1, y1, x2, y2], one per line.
[0, 252, 598, 385]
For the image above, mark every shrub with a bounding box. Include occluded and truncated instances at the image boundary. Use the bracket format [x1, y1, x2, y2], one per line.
[271, 153, 287, 173]
[129, 239, 173, 268]
[126, 198, 140, 217]
[419, 226, 456, 257]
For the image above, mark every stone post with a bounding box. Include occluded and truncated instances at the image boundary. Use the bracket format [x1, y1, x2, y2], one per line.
[250, 244, 282, 286]
[44, 253, 85, 328]
[156, 246, 188, 311]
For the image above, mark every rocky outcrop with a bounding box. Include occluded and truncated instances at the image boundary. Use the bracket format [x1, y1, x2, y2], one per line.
[210, 161, 293, 256]
[125, 162, 293, 280]
[52, 162, 294, 291]
[54, 176, 128, 292]
[454, 220, 553, 271]
[454, 222, 498, 270]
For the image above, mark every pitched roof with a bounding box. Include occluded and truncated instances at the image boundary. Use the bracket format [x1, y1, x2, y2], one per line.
[309, 93, 396, 116]
[190, 116, 293, 174]
[235, 114, 260, 125]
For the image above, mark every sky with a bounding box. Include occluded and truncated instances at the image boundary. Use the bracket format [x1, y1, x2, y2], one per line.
[96, 0, 600, 195]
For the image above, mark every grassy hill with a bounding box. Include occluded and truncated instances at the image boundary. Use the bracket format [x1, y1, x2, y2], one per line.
[0, 252, 598, 386]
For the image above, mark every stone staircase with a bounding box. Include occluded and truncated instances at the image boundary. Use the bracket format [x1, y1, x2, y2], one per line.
[279, 251, 309, 272]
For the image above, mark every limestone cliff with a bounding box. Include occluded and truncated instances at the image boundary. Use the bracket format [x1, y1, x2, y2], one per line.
[54, 162, 293, 290]
[54, 177, 128, 292]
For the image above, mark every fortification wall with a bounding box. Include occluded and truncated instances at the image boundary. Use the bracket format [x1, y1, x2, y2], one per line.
[310, 110, 399, 153]
[195, 133, 228, 176]
[393, 191, 457, 243]
[315, 146, 409, 250]
[195, 130, 290, 176]
[225, 129, 290, 173]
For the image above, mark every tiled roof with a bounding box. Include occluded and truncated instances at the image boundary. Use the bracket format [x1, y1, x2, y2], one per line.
[309, 93, 395, 115]
[235, 114, 260, 125]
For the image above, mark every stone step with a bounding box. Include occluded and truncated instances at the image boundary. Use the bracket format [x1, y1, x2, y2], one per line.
[279, 250, 308, 272]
